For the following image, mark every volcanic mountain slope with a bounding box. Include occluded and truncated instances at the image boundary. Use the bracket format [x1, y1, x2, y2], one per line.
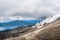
[0, 27, 38, 40]
[4, 17, 60, 40]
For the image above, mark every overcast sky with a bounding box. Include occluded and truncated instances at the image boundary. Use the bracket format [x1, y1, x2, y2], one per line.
[0, 0, 60, 19]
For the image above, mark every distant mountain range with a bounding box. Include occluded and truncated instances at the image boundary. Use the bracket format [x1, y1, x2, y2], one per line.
[0, 14, 60, 40]
[0, 20, 40, 27]
[0, 16, 47, 31]
[0, 20, 41, 31]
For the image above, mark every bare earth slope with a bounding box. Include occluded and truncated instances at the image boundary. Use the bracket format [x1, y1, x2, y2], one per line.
[0, 27, 38, 40]
[18, 18, 60, 40]
[4, 18, 60, 40]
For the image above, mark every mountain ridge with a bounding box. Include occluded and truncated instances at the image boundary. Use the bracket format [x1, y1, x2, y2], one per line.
[0, 14, 60, 40]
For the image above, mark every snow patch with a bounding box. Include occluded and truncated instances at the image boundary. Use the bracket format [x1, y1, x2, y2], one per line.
[32, 14, 60, 28]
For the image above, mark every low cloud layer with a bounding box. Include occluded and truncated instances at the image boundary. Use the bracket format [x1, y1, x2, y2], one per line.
[0, 0, 60, 19]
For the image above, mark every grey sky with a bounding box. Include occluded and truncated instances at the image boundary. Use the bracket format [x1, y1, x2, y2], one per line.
[0, 0, 60, 19]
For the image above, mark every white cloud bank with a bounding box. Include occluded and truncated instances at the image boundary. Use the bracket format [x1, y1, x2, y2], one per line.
[0, 0, 60, 19]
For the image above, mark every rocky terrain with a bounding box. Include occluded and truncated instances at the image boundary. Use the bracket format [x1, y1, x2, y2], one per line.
[0, 15, 60, 40]
[0, 26, 38, 40]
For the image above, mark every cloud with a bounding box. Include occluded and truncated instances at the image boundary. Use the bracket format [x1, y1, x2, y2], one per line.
[0, 0, 60, 19]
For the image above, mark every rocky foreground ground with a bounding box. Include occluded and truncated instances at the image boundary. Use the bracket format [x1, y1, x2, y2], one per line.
[0, 18, 60, 40]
